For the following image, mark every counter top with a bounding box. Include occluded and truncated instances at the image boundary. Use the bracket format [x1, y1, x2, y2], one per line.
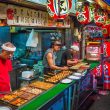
[20, 61, 100, 110]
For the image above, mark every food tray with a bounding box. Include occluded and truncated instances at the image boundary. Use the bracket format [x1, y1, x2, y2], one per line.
[69, 63, 88, 70]
[10, 97, 28, 107]
[20, 86, 43, 95]
[19, 92, 36, 100]
[45, 70, 73, 84]
[11, 90, 25, 96]
[29, 81, 54, 90]
[1, 87, 43, 107]
[1, 94, 18, 102]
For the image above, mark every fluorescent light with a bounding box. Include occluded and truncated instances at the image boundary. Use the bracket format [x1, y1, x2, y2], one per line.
[86, 0, 95, 3]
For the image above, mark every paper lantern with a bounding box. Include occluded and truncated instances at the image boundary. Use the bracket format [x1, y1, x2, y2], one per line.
[47, 0, 72, 20]
[94, 9, 107, 27]
[76, 5, 90, 25]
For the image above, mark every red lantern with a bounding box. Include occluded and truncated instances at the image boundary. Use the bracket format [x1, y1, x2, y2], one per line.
[76, 5, 90, 25]
[47, 0, 72, 20]
[94, 9, 107, 27]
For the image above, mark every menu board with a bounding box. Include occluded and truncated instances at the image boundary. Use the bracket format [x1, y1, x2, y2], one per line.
[7, 4, 48, 26]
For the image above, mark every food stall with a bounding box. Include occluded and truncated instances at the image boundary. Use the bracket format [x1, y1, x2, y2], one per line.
[0, 61, 100, 110]
[0, 1, 103, 110]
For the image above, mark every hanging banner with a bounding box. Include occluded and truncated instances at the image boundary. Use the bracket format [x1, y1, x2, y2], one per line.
[47, 0, 72, 20]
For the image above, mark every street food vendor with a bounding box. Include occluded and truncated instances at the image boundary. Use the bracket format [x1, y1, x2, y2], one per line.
[61, 45, 79, 66]
[0, 42, 16, 97]
[43, 40, 68, 74]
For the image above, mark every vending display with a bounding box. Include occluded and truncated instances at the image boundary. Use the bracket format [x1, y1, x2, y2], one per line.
[86, 42, 101, 61]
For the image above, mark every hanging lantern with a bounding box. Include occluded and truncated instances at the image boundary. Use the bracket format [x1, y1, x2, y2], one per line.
[94, 8, 108, 27]
[76, 4, 91, 25]
[47, 0, 72, 20]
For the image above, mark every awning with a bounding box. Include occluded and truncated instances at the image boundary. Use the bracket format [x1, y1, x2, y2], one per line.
[95, 0, 110, 13]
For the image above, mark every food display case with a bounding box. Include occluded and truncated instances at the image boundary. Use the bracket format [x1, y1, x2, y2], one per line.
[86, 42, 101, 61]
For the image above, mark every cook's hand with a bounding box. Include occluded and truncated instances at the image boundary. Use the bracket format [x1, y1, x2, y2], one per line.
[73, 60, 78, 64]
[61, 66, 69, 70]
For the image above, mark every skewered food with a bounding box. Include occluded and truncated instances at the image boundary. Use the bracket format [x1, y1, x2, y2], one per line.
[30, 81, 54, 90]
[27, 88, 43, 95]
[19, 92, 35, 100]
[70, 63, 88, 70]
[20, 86, 43, 95]
[10, 98, 27, 106]
[12, 90, 25, 96]
[45, 70, 72, 83]
[1, 94, 17, 102]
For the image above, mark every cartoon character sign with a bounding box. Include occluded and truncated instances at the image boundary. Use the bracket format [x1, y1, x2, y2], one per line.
[76, 5, 90, 25]
[47, 0, 72, 20]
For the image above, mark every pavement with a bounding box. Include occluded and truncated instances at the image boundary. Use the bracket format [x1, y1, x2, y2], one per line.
[78, 91, 110, 110]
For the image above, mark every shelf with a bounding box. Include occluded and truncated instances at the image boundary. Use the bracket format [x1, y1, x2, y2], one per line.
[0, 0, 47, 11]
[8, 25, 71, 29]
